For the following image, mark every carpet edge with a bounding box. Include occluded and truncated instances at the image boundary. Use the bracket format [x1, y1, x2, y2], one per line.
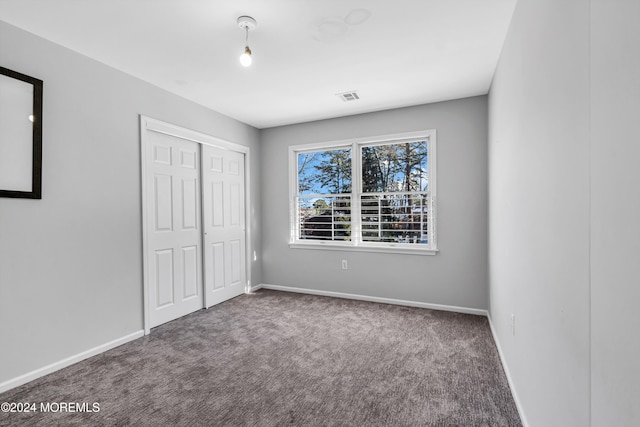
[487, 315, 529, 427]
[259, 283, 488, 316]
[0, 330, 144, 394]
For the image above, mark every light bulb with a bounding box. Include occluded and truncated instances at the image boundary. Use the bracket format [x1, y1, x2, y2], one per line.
[239, 46, 252, 67]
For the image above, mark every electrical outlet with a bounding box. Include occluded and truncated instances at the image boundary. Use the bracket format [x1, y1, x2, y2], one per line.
[510, 314, 516, 336]
[341, 259, 348, 270]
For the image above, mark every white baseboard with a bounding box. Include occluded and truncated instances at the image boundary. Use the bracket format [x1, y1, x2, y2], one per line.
[258, 284, 488, 316]
[248, 284, 264, 293]
[0, 330, 144, 394]
[487, 315, 529, 427]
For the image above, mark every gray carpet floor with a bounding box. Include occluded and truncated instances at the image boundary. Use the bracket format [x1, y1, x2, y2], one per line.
[0, 289, 522, 426]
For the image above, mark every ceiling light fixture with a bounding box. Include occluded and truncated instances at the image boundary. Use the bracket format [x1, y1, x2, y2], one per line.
[237, 16, 257, 67]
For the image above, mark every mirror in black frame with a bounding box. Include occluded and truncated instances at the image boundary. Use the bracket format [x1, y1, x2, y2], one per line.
[0, 66, 43, 199]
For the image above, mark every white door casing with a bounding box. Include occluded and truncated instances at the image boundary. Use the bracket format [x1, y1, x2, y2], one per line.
[202, 145, 246, 308]
[141, 116, 251, 334]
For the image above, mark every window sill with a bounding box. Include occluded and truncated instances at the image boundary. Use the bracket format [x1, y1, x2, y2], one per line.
[289, 241, 439, 256]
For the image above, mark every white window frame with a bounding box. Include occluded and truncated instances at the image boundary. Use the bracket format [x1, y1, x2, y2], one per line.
[289, 130, 438, 255]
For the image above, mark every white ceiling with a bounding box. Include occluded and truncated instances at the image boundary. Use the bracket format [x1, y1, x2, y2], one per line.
[0, 0, 516, 129]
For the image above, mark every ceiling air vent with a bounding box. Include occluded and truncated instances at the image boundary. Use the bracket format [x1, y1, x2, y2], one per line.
[336, 91, 360, 102]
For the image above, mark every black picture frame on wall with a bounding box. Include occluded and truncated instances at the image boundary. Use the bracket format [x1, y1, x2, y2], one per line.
[0, 66, 43, 199]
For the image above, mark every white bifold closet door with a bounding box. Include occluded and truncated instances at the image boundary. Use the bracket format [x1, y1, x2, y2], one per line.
[202, 145, 246, 308]
[145, 131, 204, 328]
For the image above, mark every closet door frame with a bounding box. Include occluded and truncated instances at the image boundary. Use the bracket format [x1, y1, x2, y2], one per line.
[140, 115, 252, 334]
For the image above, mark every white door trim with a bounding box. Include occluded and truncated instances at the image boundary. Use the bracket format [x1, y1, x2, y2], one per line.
[140, 115, 252, 334]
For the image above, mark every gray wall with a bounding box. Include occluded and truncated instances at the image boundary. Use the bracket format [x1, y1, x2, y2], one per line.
[489, 0, 640, 425]
[488, 0, 590, 425]
[260, 97, 488, 310]
[0, 21, 262, 386]
[590, 0, 640, 425]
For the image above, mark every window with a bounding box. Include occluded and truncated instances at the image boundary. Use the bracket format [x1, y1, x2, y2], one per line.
[289, 130, 437, 254]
